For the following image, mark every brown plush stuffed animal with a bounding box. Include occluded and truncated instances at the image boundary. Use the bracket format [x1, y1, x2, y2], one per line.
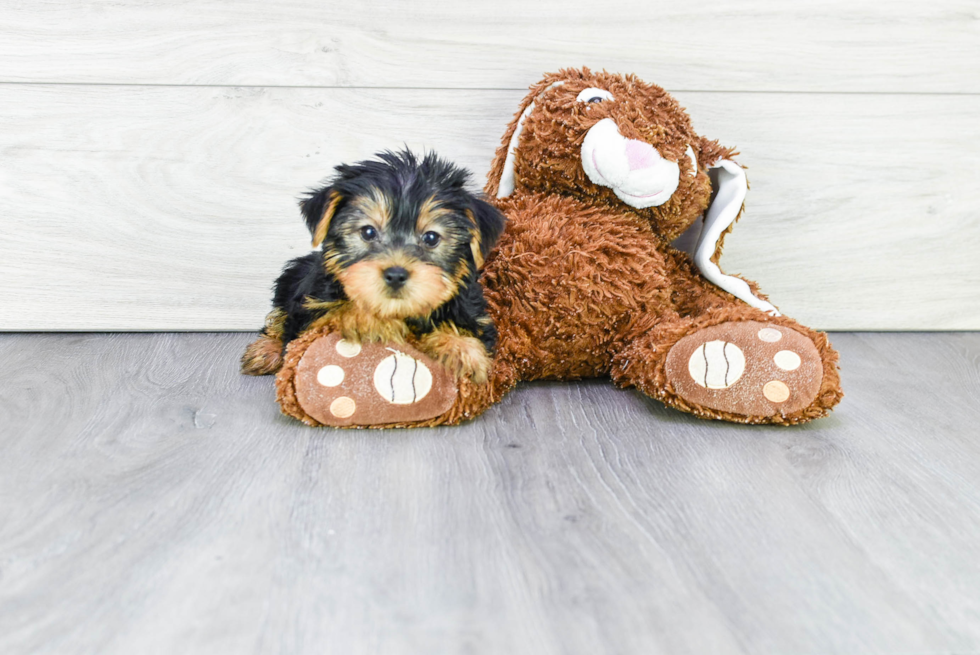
[275, 68, 843, 427]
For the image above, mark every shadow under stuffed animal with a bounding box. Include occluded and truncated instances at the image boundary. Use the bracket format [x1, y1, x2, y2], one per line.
[274, 68, 843, 427]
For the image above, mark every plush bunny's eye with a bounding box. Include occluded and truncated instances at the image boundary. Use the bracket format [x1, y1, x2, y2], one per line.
[576, 87, 614, 103]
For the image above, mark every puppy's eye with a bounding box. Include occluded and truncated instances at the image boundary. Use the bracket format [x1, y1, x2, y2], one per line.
[576, 87, 614, 104]
[421, 231, 441, 248]
[360, 225, 378, 242]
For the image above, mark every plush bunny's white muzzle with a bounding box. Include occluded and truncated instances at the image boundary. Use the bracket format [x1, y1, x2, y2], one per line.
[580, 119, 682, 209]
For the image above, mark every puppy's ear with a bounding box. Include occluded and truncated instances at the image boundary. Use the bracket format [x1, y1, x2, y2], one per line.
[466, 197, 506, 270]
[300, 186, 343, 248]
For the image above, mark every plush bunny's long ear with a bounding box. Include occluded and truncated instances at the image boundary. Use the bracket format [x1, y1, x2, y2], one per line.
[492, 81, 565, 199]
[690, 161, 780, 315]
[299, 187, 343, 248]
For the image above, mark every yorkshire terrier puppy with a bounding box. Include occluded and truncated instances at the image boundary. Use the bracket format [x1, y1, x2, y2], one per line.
[241, 149, 506, 383]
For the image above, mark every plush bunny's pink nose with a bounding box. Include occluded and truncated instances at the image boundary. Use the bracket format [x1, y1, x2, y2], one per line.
[625, 139, 660, 171]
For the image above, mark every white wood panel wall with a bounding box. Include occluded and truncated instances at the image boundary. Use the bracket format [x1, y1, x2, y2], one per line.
[1, 1, 978, 331]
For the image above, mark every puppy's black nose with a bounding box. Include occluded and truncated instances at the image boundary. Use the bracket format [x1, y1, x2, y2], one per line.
[382, 266, 409, 289]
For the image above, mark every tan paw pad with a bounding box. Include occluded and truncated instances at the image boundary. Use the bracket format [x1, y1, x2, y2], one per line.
[329, 396, 357, 418]
[665, 321, 823, 418]
[762, 380, 790, 403]
[294, 333, 457, 427]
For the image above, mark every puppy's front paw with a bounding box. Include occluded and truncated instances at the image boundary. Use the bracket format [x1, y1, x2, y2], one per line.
[241, 335, 284, 375]
[439, 340, 492, 384]
[419, 328, 492, 384]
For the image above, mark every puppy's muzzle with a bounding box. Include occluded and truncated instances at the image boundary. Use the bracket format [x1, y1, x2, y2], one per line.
[383, 266, 410, 292]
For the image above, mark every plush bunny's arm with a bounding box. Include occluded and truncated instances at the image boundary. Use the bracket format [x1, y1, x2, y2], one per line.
[693, 160, 780, 316]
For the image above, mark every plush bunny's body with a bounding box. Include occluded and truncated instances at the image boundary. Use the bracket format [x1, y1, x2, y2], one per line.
[276, 68, 842, 427]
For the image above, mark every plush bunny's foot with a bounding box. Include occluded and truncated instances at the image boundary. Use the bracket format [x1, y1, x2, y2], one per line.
[289, 332, 457, 427]
[664, 321, 824, 421]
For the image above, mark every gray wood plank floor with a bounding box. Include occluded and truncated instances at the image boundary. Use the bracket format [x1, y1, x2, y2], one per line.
[1, 332, 978, 655]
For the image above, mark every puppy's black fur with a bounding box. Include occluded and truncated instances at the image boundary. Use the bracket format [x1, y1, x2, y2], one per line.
[242, 149, 505, 377]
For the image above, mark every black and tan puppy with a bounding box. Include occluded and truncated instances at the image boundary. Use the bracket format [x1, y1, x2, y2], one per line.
[242, 149, 506, 383]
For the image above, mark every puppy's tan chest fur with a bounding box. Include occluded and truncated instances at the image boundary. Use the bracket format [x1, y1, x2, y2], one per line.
[309, 303, 411, 345]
